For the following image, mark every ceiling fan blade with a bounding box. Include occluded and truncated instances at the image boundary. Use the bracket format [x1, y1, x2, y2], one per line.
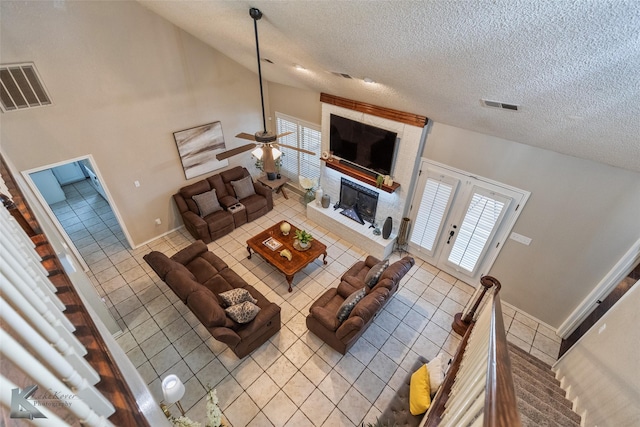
[236, 132, 258, 141]
[276, 131, 294, 139]
[276, 143, 316, 156]
[216, 143, 257, 160]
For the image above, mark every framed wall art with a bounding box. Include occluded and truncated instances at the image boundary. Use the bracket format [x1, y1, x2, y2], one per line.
[173, 121, 228, 179]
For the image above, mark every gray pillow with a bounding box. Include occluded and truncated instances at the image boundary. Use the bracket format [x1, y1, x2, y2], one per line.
[219, 288, 258, 307]
[225, 301, 260, 324]
[364, 260, 389, 288]
[336, 287, 367, 323]
[192, 189, 222, 217]
[230, 175, 256, 200]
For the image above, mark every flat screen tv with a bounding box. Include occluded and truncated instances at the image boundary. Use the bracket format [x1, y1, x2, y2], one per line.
[329, 114, 398, 176]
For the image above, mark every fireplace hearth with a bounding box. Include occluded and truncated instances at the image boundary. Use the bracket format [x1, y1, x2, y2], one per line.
[336, 178, 379, 225]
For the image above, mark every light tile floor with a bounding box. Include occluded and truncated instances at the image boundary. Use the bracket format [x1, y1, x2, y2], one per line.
[50, 179, 562, 427]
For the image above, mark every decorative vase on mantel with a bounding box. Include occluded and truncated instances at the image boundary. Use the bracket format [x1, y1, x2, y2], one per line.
[382, 216, 393, 239]
[303, 188, 315, 204]
[315, 187, 324, 206]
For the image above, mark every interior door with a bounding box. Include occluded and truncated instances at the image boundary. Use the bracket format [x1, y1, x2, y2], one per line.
[408, 161, 527, 283]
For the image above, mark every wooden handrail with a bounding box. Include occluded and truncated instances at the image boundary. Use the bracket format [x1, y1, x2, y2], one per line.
[425, 281, 521, 427]
[484, 295, 521, 427]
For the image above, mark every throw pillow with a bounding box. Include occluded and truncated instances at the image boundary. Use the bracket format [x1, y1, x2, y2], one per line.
[192, 189, 222, 217]
[427, 353, 449, 396]
[219, 288, 258, 307]
[230, 175, 256, 200]
[409, 364, 431, 415]
[364, 260, 389, 288]
[225, 301, 260, 324]
[336, 287, 367, 323]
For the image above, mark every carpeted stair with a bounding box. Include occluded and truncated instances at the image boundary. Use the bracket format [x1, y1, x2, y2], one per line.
[508, 343, 581, 427]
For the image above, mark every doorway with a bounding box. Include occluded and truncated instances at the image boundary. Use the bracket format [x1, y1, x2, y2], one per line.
[23, 155, 133, 272]
[407, 160, 530, 284]
[559, 262, 639, 357]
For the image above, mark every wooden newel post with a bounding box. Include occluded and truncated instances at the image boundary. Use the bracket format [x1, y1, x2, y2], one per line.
[452, 275, 501, 336]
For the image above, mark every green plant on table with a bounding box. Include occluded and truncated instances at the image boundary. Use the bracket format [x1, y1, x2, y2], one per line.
[295, 229, 313, 244]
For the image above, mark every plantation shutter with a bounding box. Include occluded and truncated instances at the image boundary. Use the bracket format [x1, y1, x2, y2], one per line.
[300, 126, 321, 179]
[447, 187, 510, 274]
[275, 113, 321, 182]
[276, 117, 298, 179]
[410, 174, 458, 256]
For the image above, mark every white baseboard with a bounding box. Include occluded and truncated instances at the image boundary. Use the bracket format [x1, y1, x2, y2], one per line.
[134, 225, 185, 249]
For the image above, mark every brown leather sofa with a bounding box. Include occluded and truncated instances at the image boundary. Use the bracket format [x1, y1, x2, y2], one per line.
[306, 255, 415, 354]
[144, 240, 281, 359]
[173, 166, 273, 243]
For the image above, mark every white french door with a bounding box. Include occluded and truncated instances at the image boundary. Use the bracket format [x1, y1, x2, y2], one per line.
[408, 160, 529, 283]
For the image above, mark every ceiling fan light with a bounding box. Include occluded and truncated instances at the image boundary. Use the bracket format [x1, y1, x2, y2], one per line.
[252, 147, 263, 159]
[272, 147, 282, 160]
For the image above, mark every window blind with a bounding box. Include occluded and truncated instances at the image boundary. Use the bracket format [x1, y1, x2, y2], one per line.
[410, 178, 455, 253]
[276, 113, 321, 182]
[448, 192, 506, 273]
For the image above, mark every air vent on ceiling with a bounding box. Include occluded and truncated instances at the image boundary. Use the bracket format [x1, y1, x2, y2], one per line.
[0, 63, 52, 112]
[331, 72, 353, 79]
[481, 99, 519, 111]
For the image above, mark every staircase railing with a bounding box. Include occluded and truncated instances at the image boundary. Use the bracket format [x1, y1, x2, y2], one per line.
[424, 279, 521, 427]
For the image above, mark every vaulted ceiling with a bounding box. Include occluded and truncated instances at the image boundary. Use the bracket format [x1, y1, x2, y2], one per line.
[138, 1, 640, 172]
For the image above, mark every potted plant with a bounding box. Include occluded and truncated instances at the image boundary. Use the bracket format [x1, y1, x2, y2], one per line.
[254, 154, 283, 180]
[294, 229, 313, 249]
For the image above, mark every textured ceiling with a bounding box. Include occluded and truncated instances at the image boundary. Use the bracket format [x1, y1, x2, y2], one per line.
[138, 0, 640, 172]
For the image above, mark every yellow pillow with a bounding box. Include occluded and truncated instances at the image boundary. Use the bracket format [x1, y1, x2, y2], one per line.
[409, 364, 431, 415]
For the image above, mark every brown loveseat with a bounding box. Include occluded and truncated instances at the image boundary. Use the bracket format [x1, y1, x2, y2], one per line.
[306, 255, 415, 354]
[144, 240, 281, 359]
[173, 166, 273, 243]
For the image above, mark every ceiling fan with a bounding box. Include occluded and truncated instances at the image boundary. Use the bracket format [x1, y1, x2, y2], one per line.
[215, 7, 315, 174]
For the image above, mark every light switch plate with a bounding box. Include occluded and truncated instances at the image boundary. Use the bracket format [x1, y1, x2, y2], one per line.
[509, 232, 532, 245]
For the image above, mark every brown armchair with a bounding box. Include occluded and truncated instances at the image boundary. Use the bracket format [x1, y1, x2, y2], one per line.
[306, 255, 415, 354]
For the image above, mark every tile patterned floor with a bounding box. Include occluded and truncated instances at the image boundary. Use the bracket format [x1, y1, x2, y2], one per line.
[50, 178, 562, 426]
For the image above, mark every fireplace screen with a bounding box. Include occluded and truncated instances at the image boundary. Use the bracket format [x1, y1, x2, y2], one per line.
[338, 178, 379, 225]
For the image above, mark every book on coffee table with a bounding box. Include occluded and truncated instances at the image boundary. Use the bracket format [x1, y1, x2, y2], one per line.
[262, 237, 282, 251]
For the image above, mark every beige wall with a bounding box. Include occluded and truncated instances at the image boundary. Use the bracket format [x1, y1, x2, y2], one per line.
[0, 1, 262, 245]
[267, 82, 322, 126]
[423, 123, 640, 327]
[554, 283, 640, 426]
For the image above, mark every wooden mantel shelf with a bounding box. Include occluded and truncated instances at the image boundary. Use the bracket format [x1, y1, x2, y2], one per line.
[322, 159, 400, 193]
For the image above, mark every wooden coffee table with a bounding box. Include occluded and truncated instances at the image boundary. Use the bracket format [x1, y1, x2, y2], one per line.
[246, 221, 327, 292]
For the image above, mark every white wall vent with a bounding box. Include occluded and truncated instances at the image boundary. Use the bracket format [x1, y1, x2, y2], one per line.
[481, 99, 519, 111]
[331, 72, 353, 79]
[0, 63, 52, 112]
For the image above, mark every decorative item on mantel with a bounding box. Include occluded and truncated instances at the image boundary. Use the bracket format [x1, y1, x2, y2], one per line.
[321, 193, 331, 208]
[382, 216, 393, 239]
[315, 186, 324, 206]
[299, 176, 318, 204]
